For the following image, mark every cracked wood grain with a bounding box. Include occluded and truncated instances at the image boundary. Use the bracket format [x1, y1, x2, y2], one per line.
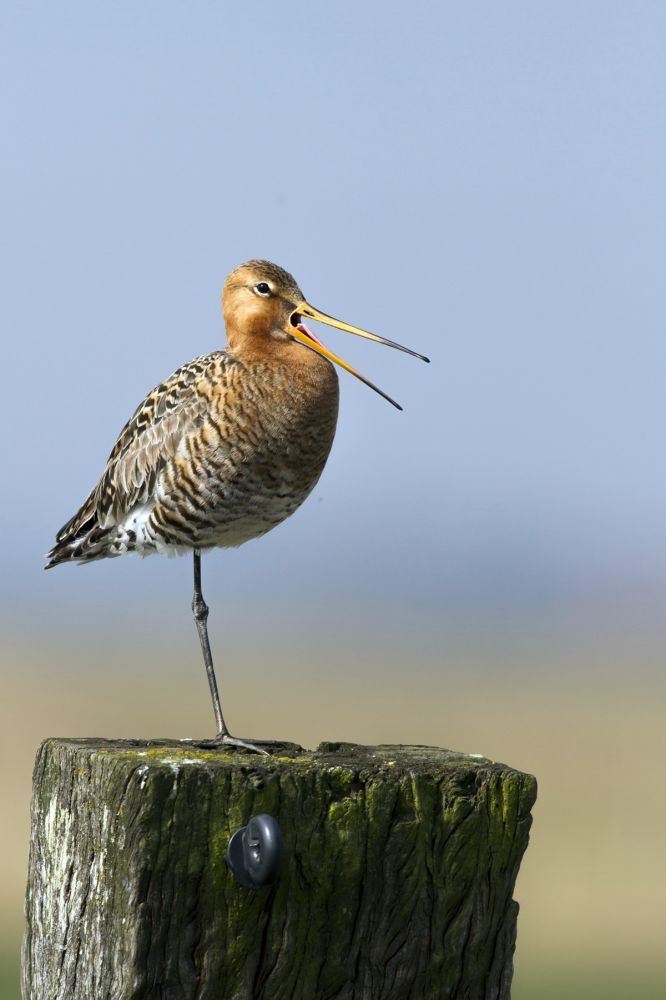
[22, 739, 536, 1000]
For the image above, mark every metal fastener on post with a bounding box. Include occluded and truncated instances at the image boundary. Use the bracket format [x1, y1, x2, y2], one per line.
[226, 813, 283, 889]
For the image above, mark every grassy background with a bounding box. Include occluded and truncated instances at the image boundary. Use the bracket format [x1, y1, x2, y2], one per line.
[2, 628, 664, 998]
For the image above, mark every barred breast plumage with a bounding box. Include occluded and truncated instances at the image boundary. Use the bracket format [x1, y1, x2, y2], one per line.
[47, 349, 339, 565]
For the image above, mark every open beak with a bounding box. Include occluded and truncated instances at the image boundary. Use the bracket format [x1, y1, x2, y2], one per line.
[289, 301, 429, 411]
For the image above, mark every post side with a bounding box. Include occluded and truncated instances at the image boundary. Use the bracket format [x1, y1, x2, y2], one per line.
[22, 739, 537, 1000]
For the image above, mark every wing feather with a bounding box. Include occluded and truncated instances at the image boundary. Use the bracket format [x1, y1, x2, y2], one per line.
[54, 352, 226, 545]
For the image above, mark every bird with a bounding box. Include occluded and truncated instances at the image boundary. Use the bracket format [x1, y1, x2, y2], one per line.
[46, 260, 429, 753]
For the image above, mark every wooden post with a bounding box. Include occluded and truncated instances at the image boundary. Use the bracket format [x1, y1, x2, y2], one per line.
[22, 738, 536, 999]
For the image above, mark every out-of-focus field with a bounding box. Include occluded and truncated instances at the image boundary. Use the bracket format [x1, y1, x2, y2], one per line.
[1, 631, 664, 998]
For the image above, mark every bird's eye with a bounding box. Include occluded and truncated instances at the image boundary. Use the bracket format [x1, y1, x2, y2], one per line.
[255, 282, 271, 296]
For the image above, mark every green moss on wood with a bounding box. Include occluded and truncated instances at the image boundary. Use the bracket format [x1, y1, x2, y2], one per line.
[23, 738, 536, 1000]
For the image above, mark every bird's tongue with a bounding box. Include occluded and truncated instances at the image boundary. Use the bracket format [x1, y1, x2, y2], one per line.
[297, 321, 326, 348]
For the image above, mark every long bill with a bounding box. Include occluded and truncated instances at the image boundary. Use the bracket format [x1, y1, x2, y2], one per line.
[290, 301, 429, 411]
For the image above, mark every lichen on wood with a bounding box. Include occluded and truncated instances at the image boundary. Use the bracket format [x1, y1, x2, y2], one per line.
[22, 739, 536, 999]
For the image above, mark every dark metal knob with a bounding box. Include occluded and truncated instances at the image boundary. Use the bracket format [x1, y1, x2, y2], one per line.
[226, 813, 282, 889]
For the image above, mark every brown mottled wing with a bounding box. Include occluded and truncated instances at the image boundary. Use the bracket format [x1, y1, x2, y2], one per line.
[55, 353, 224, 543]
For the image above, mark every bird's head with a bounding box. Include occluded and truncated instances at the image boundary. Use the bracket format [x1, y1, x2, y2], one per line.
[222, 259, 429, 409]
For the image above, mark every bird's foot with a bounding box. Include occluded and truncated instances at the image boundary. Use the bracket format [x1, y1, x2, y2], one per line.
[189, 732, 271, 755]
[182, 734, 304, 757]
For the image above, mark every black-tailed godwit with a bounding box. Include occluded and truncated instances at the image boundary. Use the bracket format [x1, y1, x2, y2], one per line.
[46, 260, 429, 752]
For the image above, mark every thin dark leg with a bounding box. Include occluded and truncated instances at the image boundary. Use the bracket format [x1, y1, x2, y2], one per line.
[192, 549, 228, 737]
[191, 550, 268, 755]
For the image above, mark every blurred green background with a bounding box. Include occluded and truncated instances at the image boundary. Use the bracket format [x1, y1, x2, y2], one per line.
[2, 625, 664, 997]
[1, 2, 665, 997]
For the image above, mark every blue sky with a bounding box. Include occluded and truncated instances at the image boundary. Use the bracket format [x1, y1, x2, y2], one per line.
[1, 2, 664, 639]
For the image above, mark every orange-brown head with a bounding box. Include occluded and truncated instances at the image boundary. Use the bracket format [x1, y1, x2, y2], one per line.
[222, 259, 429, 409]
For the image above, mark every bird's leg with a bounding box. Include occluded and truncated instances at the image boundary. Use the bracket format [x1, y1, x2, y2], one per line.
[192, 549, 226, 735]
[191, 550, 269, 755]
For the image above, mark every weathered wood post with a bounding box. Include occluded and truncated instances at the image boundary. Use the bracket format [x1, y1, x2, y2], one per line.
[22, 738, 536, 999]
